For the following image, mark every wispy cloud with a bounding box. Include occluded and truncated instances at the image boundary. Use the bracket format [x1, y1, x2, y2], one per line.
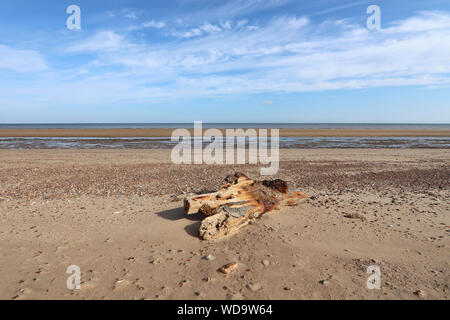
[181, 23, 223, 38]
[124, 12, 138, 20]
[77, 11, 450, 94]
[129, 20, 166, 31]
[191, 0, 290, 19]
[3, 9, 450, 107]
[67, 31, 129, 52]
[143, 20, 166, 29]
[0, 45, 48, 72]
[383, 11, 450, 33]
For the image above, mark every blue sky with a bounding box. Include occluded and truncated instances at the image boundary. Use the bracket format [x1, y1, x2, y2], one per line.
[0, 0, 450, 123]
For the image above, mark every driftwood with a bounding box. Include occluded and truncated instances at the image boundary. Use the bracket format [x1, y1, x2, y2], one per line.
[184, 173, 308, 240]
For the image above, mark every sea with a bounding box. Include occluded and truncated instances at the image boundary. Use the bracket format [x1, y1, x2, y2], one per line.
[0, 123, 449, 149]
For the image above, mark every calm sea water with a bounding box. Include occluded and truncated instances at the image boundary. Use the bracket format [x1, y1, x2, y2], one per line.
[0, 123, 448, 149]
[0, 137, 448, 149]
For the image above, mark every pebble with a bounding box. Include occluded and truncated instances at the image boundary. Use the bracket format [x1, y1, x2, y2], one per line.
[262, 260, 270, 267]
[220, 262, 238, 274]
[178, 280, 188, 287]
[161, 286, 171, 294]
[204, 254, 215, 261]
[414, 290, 427, 298]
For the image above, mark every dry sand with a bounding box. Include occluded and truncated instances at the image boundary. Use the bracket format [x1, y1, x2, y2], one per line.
[0, 149, 448, 300]
[0, 128, 449, 137]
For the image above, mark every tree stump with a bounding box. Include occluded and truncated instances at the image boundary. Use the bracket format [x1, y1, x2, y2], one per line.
[184, 173, 308, 240]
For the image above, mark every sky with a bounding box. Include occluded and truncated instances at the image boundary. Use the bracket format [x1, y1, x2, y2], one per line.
[0, 0, 450, 123]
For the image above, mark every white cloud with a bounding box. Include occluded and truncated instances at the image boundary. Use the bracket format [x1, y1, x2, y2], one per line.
[68, 31, 128, 52]
[194, 0, 289, 20]
[220, 21, 232, 30]
[182, 28, 203, 38]
[128, 20, 166, 31]
[236, 20, 248, 28]
[125, 12, 137, 20]
[282, 16, 309, 30]
[0, 45, 47, 72]
[5, 11, 450, 106]
[66, 12, 450, 85]
[142, 20, 165, 29]
[384, 11, 450, 33]
[200, 23, 222, 34]
[180, 23, 223, 38]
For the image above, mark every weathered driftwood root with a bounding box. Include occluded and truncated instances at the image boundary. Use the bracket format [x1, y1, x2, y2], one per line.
[184, 173, 308, 240]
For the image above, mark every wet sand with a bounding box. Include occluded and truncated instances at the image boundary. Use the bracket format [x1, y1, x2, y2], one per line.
[0, 149, 448, 300]
[0, 128, 449, 137]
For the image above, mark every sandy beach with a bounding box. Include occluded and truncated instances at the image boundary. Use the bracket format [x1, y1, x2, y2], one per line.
[0, 128, 449, 137]
[0, 148, 448, 300]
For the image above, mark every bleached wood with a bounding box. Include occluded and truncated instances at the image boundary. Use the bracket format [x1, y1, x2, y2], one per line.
[183, 173, 308, 240]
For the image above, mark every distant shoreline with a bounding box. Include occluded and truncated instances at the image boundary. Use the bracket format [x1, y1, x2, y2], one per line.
[0, 123, 449, 130]
[0, 128, 449, 137]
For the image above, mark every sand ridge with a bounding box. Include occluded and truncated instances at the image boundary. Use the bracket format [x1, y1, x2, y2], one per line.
[0, 128, 449, 137]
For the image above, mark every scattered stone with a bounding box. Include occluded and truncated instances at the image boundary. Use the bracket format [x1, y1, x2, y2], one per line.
[178, 280, 188, 287]
[344, 213, 367, 221]
[220, 262, 238, 274]
[262, 260, 270, 267]
[161, 286, 171, 294]
[204, 254, 215, 261]
[414, 290, 427, 298]
[319, 280, 330, 285]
